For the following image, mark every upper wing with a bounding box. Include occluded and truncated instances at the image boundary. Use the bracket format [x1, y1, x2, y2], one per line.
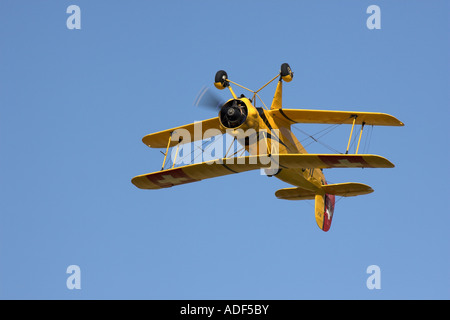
[132, 154, 394, 190]
[142, 117, 224, 148]
[271, 109, 404, 126]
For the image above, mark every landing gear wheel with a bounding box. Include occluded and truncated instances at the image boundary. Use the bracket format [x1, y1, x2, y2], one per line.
[280, 63, 293, 82]
[214, 70, 229, 90]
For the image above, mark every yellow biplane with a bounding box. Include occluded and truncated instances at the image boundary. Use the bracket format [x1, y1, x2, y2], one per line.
[132, 64, 404, 232]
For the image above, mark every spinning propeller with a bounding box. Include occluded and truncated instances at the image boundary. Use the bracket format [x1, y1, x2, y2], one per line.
[193, 85, 226, 111]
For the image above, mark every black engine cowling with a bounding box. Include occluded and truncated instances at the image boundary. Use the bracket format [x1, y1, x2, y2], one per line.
[219, 99, 248, 129]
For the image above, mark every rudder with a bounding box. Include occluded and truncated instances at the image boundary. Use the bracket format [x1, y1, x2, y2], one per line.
[315, 191, 335, 232]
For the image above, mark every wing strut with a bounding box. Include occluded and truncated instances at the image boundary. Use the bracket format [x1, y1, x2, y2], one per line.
[161, 133, 172, 170]
[345, 116, 367, 155]
[355, 122, 366, 154]
[345, 115, 357, 154]
[172, 143, 180, 169]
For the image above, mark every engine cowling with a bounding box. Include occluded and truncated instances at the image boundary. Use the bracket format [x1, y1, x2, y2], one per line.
[218, 98, 259, 132]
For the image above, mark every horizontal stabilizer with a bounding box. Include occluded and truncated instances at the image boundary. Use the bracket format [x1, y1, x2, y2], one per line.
[322, 183, 373, 197]
[275, 182, 373, 201]
[275, 187, 315, 200]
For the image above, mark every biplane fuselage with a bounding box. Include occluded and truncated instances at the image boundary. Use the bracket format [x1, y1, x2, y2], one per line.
[223, 97, 326, 192]
[132, 64, 403, 232]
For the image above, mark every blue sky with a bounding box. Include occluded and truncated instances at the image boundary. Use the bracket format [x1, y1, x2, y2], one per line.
[0, 1, 448, 299]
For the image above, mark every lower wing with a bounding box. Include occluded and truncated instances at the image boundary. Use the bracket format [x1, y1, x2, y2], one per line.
[132, 154, 393, 190]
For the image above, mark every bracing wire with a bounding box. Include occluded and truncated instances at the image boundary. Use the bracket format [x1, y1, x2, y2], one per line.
[169, 137, 214, 168]
[363, 125, 374, 154]
[170, 133, 243, 168]
[292, 123, 344, 154]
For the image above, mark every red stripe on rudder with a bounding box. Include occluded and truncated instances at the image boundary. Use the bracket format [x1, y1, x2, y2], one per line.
[319, 155, 372, 168]
[323, 194, 335, 232]
[146, 168, 199, 188]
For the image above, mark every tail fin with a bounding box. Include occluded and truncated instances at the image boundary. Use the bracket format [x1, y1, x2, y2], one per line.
[315, 191, 335, 232]
[315, 183, 373, 231]
[276, 183, 373, 231]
